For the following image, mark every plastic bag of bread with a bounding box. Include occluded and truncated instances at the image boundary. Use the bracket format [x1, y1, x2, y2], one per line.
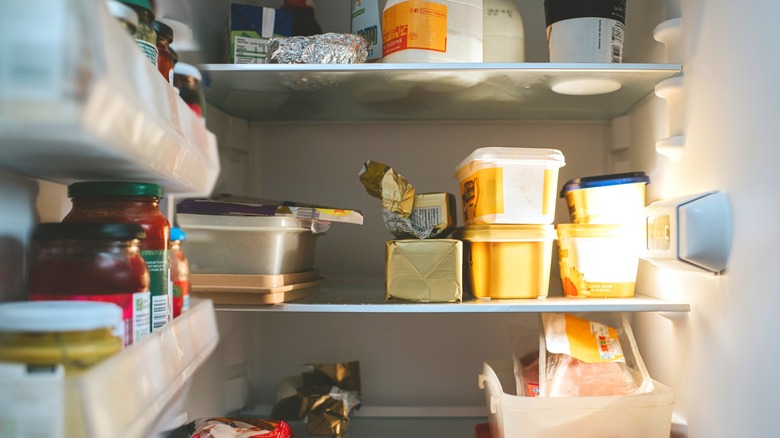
[539, 312, 654, 397]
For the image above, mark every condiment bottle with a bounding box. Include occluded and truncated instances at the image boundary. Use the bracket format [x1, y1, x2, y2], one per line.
[169, 227, 190, 318]
[28, 223, 151, 347]
[279, 0, 323, 36]
[483, 0, 525, 62]
[62, 182, 171, 333]
[152, 20, 175, 84]
[107, 0, 139, 37]
[0, 301, 123, 375]
[119, 0, 158, 65]
[173, 63, 205, 120]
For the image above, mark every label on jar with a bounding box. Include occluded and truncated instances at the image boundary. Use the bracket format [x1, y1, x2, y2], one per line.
[546, 18, 624, 63]
[173, 279, 190, 318]
[142, 249, 170, 332]
[0, 363, 64, 438]
[136, 39, 159, 66]
[382, 1, 448, 57]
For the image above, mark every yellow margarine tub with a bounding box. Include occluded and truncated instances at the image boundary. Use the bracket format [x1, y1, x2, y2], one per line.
[0, 301, 123, 375]
[457, 225, 556, 299]
[455, 147, 565, 225]
[559, 172, 650, 225]
[556, 224, 641, 298]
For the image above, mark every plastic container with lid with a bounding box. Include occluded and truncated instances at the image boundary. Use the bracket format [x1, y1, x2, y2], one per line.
[560, 171, 650, 225]
[556, 224, 640, 298]
[169, 227, 190, 317]
[381, 0, 483, 63]
[62, 182, 171, 333]
[152, 20, 175, 85]
[455, 147, 566, 225]
[483, 0, 525, 62]
[173, 62, 205, 119]
[28, 222, 151, 347]
[0, 301, 123, 375]
[118, 0, 158, 65]
[456, 225, 555, 299]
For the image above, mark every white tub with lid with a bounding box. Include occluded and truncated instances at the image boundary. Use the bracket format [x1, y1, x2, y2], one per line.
[455, 147, 565, 225]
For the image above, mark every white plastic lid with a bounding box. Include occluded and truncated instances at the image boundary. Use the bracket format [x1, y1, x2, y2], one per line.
[107, 0, 139, 29]
[173, 62, 202, 82]
[454, 147, 565, 174]
[0, 301, 122, 332]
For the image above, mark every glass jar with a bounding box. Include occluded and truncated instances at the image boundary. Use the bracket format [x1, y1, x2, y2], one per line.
[107, 0, 139, 37]
[62, 182, 171, 333]
[119, 0, 158, 66]
[173, 63, 205, 120]
[152, 20, 175, 85]
[28, 223, 151, 347]
[169, 227, 190, 318]
[0, 301, 123, 375]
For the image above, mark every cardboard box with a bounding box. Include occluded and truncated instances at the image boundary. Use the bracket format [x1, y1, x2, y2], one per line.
[385, 239, 462, 302]
[229, 4, 293, 64]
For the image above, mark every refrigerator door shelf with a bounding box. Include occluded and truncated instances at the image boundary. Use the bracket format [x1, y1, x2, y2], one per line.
[0, 0, 219, 196]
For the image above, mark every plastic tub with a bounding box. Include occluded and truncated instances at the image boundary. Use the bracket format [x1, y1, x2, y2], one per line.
[456, 225, 555, 299]
[556, 224, 640, 298]
[455, 147, 565, 225]
[176, 214, 320, 275]
[559, 172, 650, 225]
[478, 360, 674, 438]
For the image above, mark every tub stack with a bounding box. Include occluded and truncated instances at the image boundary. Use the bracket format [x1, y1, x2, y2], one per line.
[556, 172, 650, 298]
[454, 147, 566, 299]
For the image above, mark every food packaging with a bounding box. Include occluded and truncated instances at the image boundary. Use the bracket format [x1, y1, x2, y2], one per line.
[185, 417, 293, 438]
[351, 0, 382, 61]
[454, 147, 565, 225]
[556, 224, 640, 298]
[560, 172, 650, 225]
[544, 0, 626, 63]
[229, 4, 293, 64]
[456, 225, 555, 299]
[269, 33, 369, 64]
[385, 239, 462, 302]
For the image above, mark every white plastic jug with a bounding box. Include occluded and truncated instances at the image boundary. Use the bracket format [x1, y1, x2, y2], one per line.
[381, 0, 483, 63]
[483, 0, 525, 62]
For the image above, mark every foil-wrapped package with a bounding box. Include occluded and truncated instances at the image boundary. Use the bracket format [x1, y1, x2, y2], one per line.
[269, 33, 369, 64]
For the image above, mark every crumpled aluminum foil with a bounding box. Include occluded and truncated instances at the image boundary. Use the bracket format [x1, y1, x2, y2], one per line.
[269, 33, 369, 64]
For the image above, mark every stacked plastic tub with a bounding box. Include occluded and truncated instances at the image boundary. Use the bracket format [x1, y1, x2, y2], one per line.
[454, 147, 566, 299]
[556, 172, 650, 298]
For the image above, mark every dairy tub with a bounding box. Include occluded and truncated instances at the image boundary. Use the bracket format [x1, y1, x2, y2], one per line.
[456, 225, 555, 299]
[560, 172, 650, 225]
[478, 360, 674, 438]
[556, 224, 641, 298]
[455, 147, 565, 225]
[176, 214, 320, 275]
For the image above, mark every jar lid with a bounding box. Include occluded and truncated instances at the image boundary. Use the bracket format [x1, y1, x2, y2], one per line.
[68, 181, 164, 198]
[33, 223, 146, 241]
[107, 0, 139, 30]
[173, 62, 202, 81]
[0, 301, 122, 332]
[117, 0, 153, 13]
[169, 227, 186, 242]
[152, 20, 174, 42]
[559, 172, 650, 197]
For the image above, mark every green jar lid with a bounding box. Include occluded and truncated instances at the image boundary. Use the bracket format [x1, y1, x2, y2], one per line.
[68, 181, 164, 198]
[118, 0, 153, 13]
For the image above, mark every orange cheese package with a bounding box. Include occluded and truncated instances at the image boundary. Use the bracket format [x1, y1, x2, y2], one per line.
[539, 313, 654, 397]
[187, 417, 292, 438]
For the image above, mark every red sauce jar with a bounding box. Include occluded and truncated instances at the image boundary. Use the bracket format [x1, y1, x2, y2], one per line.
[28, 223, 150, 347]
[169, 227, 190, 318]
[152, 20, 175, 85]
[62, 182, 171, 333]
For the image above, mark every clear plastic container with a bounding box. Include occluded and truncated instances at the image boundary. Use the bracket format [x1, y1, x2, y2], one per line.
[559, 172, 650, 225]
[455, 147, 565, 225]
[456, 225, 555, 299]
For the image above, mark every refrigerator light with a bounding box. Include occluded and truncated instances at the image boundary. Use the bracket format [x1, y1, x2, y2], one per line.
[551, 78, 622, 95]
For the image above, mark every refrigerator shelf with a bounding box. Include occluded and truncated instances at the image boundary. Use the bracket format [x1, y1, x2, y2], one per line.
[66, 299, 219, 438]
[212, 285, 690, 313]
[200, 62, 682, 122]
[0, 0, 220, 196]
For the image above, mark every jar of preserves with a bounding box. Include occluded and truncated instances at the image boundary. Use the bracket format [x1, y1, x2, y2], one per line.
[152, 20, 175, 84]
[119, 0, 158, 66]
[169, 227, 190, 318]
[173, 62, 205, 119]
[62, 182, 171, 333]
[0, 301, 123, 375]
[28, 222, 151, 347]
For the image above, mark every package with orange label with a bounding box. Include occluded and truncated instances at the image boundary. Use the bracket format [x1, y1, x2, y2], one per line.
[539, 313, 653, 397]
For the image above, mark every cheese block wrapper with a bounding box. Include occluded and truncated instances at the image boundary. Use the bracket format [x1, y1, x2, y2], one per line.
[385, 239, 463, 302]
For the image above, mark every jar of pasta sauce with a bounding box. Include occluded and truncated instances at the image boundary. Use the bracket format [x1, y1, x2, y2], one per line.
[169, 227, 190, 318]
[28, 223, 151, 347]
[62, 182, 171, 333]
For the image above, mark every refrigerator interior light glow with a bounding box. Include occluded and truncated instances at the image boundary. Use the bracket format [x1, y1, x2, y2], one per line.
[551, 78, 622, 96]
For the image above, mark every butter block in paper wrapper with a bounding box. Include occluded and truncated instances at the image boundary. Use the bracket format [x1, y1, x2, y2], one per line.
[386, 239, 463, 302]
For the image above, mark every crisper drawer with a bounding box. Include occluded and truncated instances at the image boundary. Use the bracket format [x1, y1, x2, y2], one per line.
[478, 361, 674, 438]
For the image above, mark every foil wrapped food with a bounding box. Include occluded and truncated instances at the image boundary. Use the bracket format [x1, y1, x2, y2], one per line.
[269, 33, 369, 64]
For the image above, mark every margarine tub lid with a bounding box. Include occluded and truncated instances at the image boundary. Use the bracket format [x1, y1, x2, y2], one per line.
[454, 147, 565, 177]
[559, 171, 650, 197]
[0, 301, 122, 332]
[455, 224, 556, 241]
[556, 223, 636, 238]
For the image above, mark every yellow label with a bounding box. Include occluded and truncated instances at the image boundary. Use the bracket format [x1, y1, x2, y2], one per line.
[382, 1, 448, 57]
[460, 167, 504, 223]
[564, 314, 624, 363]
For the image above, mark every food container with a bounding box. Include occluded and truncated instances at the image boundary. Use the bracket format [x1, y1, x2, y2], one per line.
[556, 224, 640, 298]
[560, 172, 650, 225]
[176, 213, 320, 275]
[478, 360, 674, 438]
[455, 147, 565, 225]
[456, 225, 555, 299]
